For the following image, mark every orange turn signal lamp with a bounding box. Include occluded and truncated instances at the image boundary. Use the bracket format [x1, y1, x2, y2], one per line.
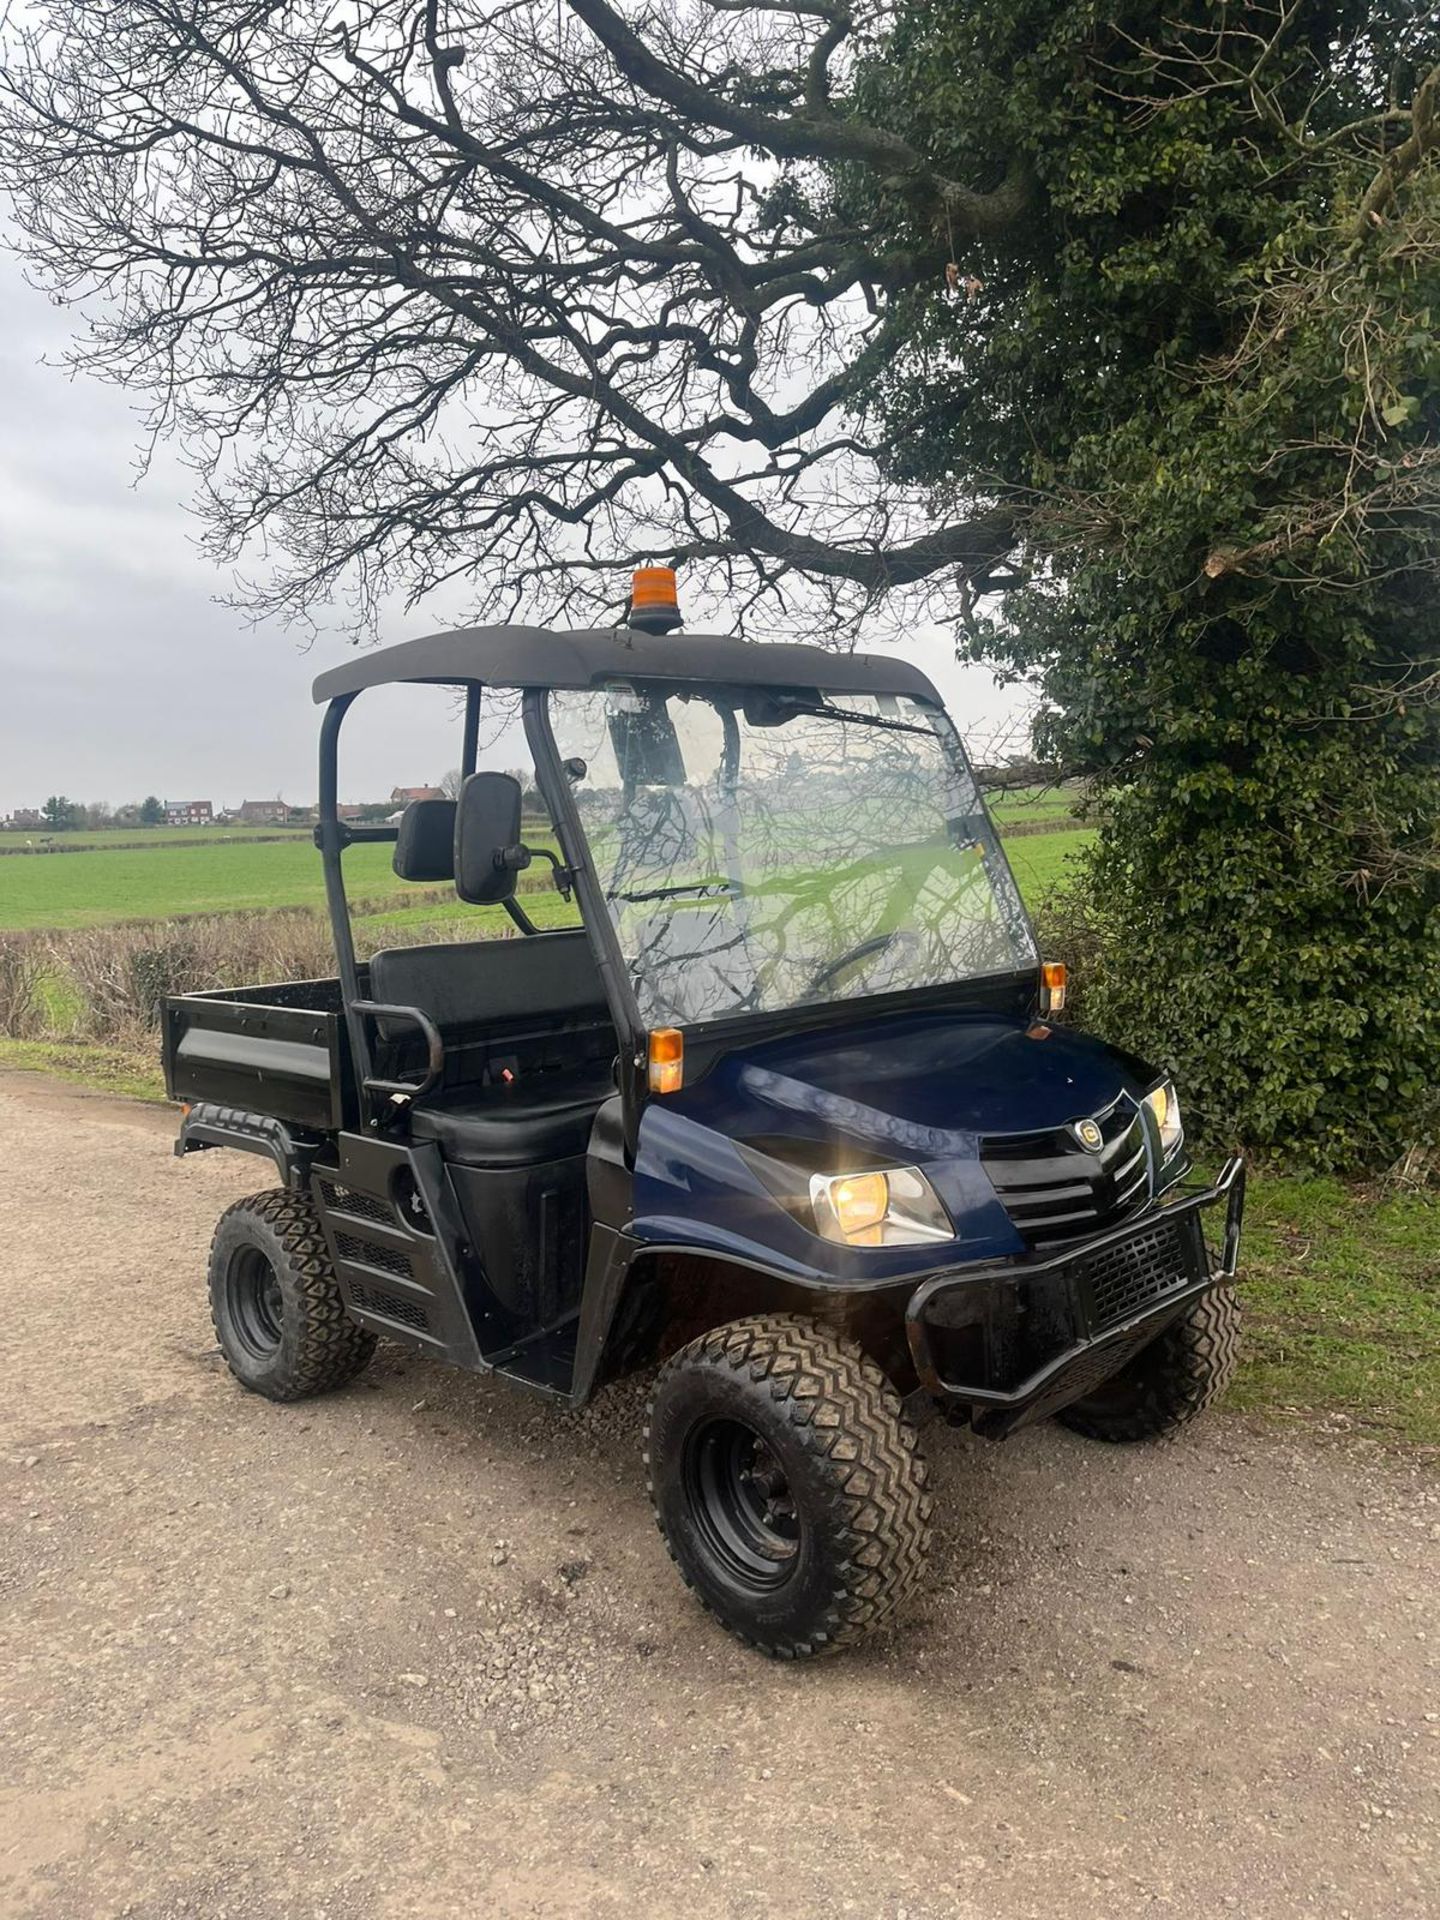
[1041, 961, 1068, 1013]
[648, 1026, 684, 1094]
[628, 565, 683, 634]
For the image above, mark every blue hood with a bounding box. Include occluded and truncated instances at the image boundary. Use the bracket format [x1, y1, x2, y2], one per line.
[631, 1010, 1157, 1282]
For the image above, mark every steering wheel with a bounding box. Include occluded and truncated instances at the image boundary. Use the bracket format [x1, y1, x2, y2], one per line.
[807, 929, 916, 994]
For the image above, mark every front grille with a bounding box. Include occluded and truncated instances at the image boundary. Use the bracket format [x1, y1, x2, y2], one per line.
[1080, 1217, 1193, 1330]
[982, 1098, 1150, 1246]
[348, 1281, 431, 1332]
[333, 1232, 413, 1280]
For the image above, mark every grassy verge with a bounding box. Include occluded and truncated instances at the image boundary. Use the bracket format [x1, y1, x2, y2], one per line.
[0, 1036, 167, 1101]
[1231, 1174, 1438, 1448]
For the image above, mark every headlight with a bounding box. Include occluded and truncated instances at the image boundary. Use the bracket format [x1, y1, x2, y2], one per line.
[808, 1166, 953, 1247]
[1144, 1081, 1183, 1157]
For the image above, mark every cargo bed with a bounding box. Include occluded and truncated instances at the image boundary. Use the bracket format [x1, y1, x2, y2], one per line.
[162, 975, 366, 1132]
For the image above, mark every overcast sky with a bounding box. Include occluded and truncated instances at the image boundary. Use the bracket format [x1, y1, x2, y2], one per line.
[0, 251, 1031, 815]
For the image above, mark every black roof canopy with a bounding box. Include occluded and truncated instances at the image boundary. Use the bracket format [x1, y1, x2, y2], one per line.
[312, 625, 941, 705]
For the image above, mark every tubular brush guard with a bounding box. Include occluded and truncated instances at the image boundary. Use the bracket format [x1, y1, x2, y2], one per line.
[905, 1156, 1246, 1431]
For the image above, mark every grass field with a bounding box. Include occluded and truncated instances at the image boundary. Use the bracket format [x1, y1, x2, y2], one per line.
[356, 889, 582, 936]
[987, 785, 1083, 826]
[0, 835, 410, 929]
[1000, 826, 1090, 901]
[0, 823, 315, 852]
[0, 811, 1093, 930]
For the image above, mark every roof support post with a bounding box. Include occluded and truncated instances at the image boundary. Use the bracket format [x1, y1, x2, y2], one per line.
[461, 684, 481, 779]
[316, 693, 373, 1107]
[522, 688, 646, 1153]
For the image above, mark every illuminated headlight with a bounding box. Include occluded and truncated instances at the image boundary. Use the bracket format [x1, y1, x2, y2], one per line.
[1144, 1081, 1183, 1158]
[808, 1167, 953, 1247]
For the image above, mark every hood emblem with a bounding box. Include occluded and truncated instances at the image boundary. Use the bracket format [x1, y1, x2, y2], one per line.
[1072, 1117, 1104, 1153]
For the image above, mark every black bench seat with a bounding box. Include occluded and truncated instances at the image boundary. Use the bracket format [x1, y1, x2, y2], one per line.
[366, 930, 616, 1168]
[407, 1063, 616, 1166]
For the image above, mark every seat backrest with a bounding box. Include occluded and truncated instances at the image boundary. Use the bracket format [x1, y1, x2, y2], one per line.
[368, 931, 606, 1038]
[393, 798, 457, 881]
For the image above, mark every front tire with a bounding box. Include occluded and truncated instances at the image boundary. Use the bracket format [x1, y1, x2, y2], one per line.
[208, 1190, 376, 1402]
[1058, 1287, 1240, 1443]
[644, 1314, 931, 1657]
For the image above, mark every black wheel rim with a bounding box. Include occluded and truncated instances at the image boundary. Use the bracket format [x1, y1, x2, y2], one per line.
[682, 1417, 801, 1592]
[225, 1245, 285, 1361]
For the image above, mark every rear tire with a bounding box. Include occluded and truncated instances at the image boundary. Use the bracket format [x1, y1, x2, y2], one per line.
[1058, 1287, 1240, 1443]
[644, 1314, 931, 1658]
[208, 1190, 376, 1402]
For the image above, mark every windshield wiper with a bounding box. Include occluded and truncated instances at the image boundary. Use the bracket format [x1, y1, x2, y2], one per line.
[609, 880, 742, 905]
[761, 698, 936, 740]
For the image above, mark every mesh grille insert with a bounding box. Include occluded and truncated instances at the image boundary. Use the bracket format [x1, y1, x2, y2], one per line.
[348, 1280, 430, 1332]
[1080, 1219, 1191, 1330]
[333, 1232, 413, 1280]
[319, 1181, 395, 1229]
[1025, 1321, 1157, 1423]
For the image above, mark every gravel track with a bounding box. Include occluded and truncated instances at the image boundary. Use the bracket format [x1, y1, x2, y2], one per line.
[2, 1071, 1436, 1919]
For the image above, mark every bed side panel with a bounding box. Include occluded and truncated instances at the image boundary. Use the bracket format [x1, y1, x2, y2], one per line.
[163, 985, 349, 1130]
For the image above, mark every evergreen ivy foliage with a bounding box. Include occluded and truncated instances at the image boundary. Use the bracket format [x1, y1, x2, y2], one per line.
[848, 0, 1440, 1167]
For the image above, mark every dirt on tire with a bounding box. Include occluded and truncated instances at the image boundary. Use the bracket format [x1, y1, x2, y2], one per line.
[2, 1070, 1437, 1919]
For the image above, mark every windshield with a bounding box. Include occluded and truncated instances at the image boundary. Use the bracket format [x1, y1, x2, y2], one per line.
[549, 683, 1037, 1028]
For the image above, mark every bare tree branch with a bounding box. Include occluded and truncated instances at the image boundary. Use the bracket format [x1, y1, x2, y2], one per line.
[0, 0, 1031, 638]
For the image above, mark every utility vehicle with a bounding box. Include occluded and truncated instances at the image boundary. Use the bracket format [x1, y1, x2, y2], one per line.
[164, 576, 1244, 1657]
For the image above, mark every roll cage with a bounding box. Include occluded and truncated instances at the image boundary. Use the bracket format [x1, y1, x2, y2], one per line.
[312, 625, 1039, 1151]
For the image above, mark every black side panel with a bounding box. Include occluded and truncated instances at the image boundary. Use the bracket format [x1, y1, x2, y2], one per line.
[585, 1094, 632, 1231]
[568, 1096, 637, 1405]
[312, 1134, 485, 1368]
[447, 1156, 589, 1337]
[569, 1223, 636, 1406]
[164, 988, 349, 1131]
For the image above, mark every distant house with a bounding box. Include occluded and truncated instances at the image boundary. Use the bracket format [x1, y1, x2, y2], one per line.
[5, 808, 44, 830]
[390, 785, 445, 806]
[238, 799, 293, 825]
[164, 799, 214, 826]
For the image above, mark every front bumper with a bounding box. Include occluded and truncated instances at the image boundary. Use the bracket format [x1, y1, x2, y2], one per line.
[906, 1155, 1246, 1437]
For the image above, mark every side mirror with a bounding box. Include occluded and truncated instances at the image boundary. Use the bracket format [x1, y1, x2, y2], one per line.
[455, 771, 524, 904]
